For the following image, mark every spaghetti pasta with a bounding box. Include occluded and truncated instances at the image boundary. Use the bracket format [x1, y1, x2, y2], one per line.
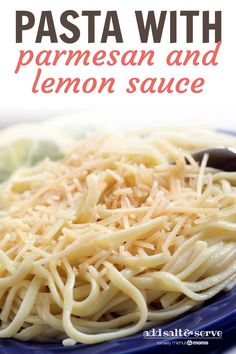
[0, 128, 236, 345]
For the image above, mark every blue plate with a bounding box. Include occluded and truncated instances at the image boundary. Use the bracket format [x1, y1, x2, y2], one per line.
[0, 279, 236, 354]
[1, 128, 236, 354]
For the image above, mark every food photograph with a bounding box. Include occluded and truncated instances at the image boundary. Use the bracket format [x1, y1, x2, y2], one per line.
[0, 1, 235, 354]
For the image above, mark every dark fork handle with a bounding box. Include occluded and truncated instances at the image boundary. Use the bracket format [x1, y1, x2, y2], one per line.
[191, 147, 236, 172]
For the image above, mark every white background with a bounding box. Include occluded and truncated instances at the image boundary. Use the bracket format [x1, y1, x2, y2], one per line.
[0, 0, 235, 130]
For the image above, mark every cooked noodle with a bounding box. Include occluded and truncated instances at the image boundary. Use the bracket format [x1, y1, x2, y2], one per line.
[0, 128, 236, 345]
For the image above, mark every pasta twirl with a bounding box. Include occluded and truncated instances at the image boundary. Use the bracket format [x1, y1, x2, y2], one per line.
[0, 129, 236, 345]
